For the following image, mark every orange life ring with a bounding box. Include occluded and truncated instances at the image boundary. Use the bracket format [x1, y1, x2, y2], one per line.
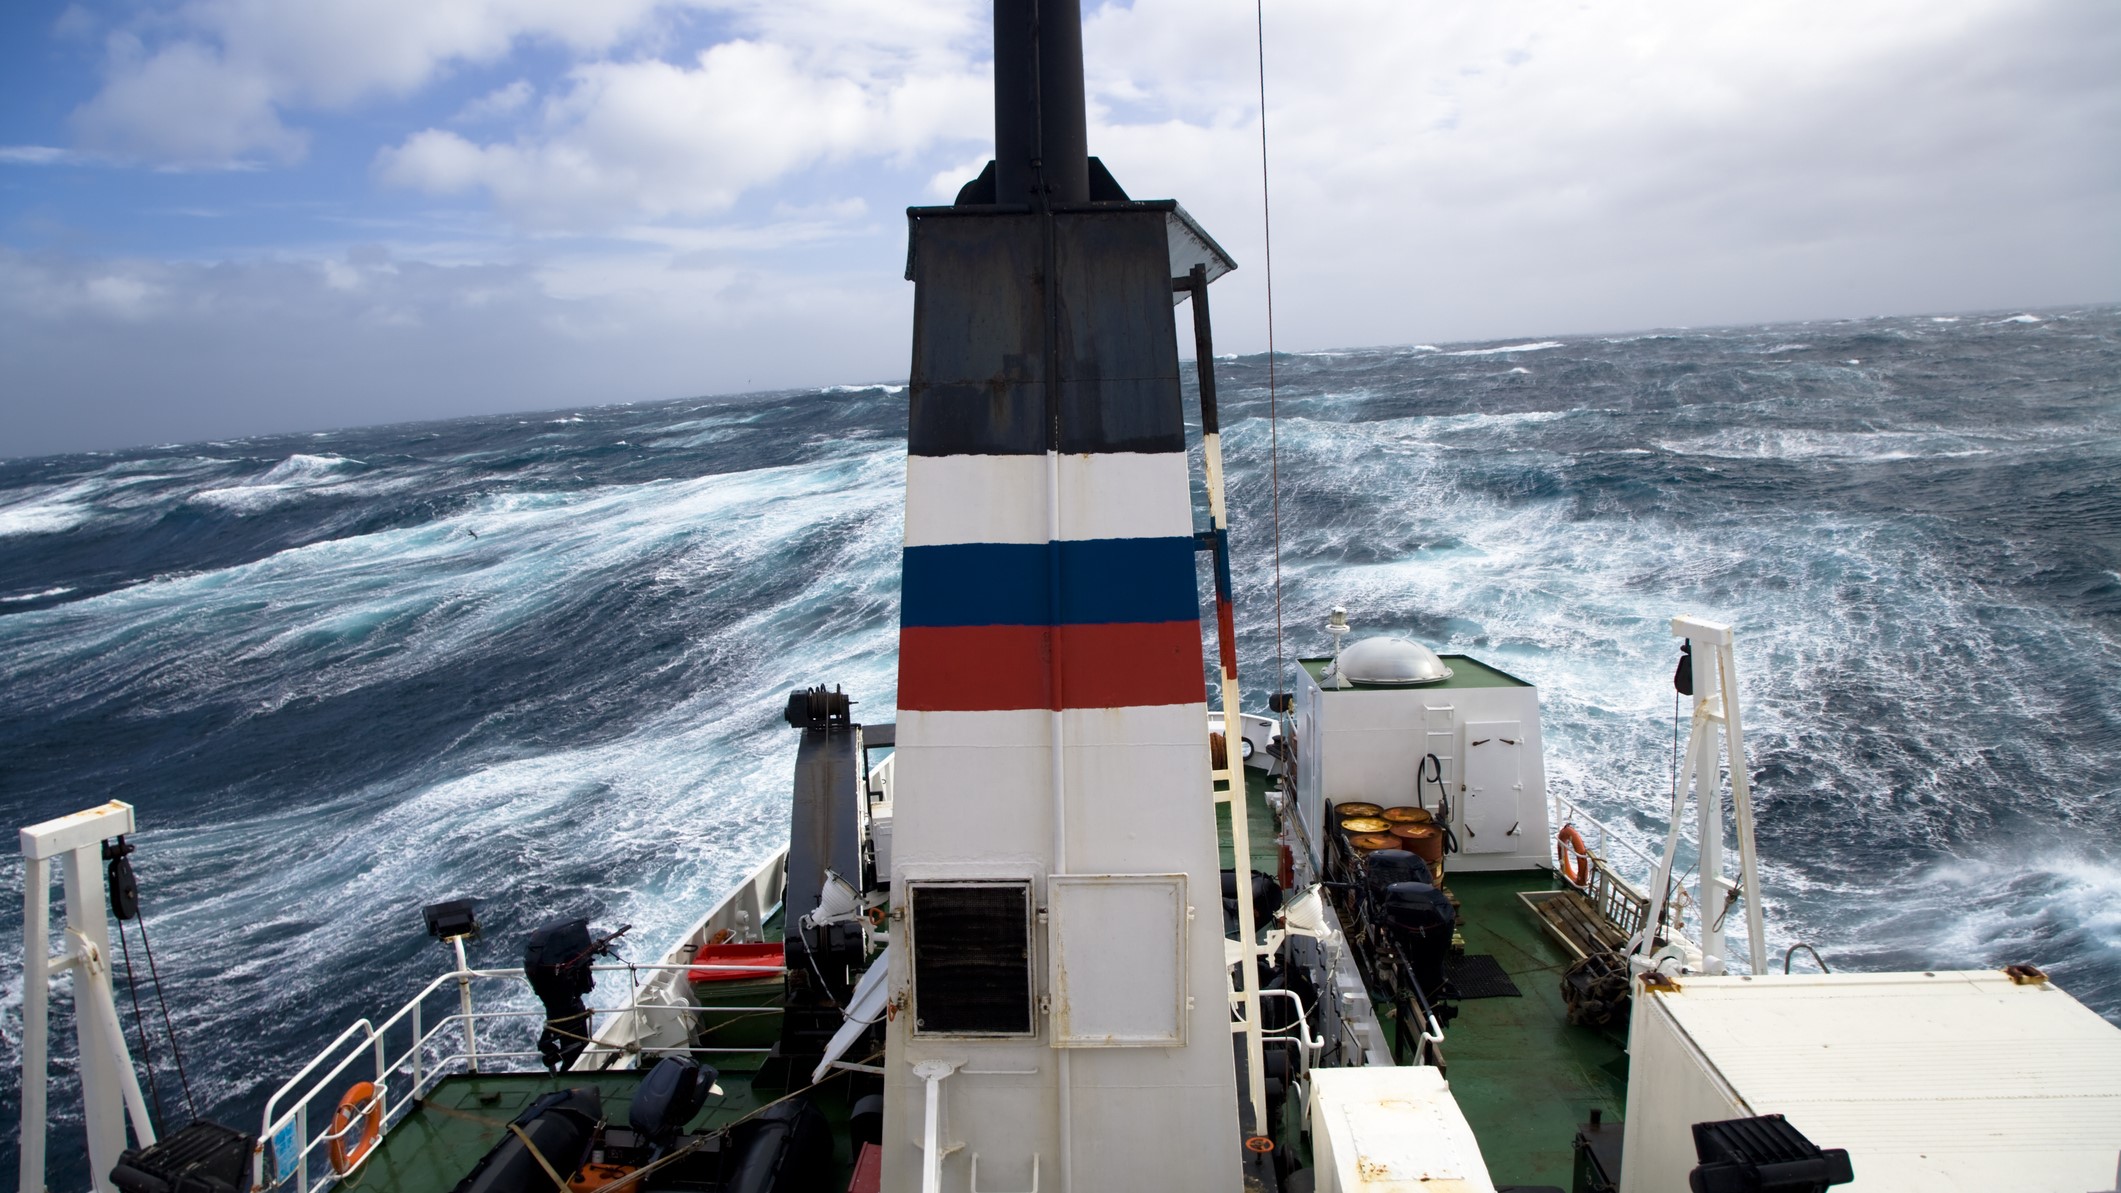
[328, 1080, 383, 1174]
[1556, 825, 1592, 888]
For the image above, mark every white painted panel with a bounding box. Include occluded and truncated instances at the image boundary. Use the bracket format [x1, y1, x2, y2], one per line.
[1049, 874, 1188, 1046]
[1459, 721, 1522, 855]
[903, 452, 1193, 546]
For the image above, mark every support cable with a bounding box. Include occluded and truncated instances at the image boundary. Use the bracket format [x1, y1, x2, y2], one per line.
[1254, 0, 1286, 706]
[134, 896, 199, 1121]
[112, 919, 167, 1134]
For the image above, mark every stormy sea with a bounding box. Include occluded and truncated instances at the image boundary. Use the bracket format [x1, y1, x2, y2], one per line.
[3, 304, 2117, 1178]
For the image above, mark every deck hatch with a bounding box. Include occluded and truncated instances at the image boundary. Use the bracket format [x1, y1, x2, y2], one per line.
[907, 880, 1035, 1037]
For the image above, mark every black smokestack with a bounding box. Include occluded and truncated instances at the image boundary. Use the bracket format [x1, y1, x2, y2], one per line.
[993, 0, 1089, 206]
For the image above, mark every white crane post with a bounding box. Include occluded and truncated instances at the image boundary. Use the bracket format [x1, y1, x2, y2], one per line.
[1714, 632, 1769, 973]
[19, 801, 149, 1193]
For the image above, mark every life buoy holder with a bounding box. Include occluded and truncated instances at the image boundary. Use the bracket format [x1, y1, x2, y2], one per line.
[328, 1080, 384, 1175]
[1556, 825, 1592, 889]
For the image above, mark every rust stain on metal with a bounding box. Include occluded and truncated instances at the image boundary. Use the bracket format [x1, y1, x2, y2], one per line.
[2003, 963, 2048, 986]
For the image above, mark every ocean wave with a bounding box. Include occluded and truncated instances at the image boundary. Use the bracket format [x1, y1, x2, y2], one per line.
[187, 453, 373, 512]
[1444, 340, 1565, 357]
[0, 499, 92, 537]
[1655, 429, 1995, 462]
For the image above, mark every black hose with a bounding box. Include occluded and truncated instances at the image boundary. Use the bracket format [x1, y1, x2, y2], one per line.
[1420, 753, 1459, 855]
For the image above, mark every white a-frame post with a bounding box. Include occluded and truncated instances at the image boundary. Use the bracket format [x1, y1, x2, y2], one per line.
[20, 801, 157, 1193]
[1637, 617, 1768, 976]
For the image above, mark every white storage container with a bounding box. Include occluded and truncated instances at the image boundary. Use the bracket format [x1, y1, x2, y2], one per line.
[1308, 1065, 1496, 1192]
[1620, 969, 2121, 1192]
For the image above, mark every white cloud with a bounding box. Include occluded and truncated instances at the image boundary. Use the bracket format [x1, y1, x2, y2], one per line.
[454, 79, 535, 124]
[377, 34, 987, 227]
[72, 35, 306, 166]
[65, 0, 696, 166]
[1075, 0, 2121, 348]
[0, 146, 78, 166]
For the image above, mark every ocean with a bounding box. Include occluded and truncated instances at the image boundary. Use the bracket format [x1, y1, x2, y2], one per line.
[2, 304, 2116, 1177]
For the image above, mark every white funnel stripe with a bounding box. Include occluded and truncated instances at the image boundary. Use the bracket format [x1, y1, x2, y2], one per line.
[900, 704, 1212, 750]
[904, 452, 1193, 547]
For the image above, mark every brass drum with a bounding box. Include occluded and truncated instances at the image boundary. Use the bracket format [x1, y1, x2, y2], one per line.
[1390, 824, 1445, 866]
[1381, 806, 1432, 825]
[1339, 817, 1391, 835]
[1348, 833, 1400, 852]
[1336, 802, 1384, 819]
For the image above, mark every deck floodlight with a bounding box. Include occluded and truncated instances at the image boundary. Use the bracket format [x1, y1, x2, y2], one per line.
[423, 898, 480, 943]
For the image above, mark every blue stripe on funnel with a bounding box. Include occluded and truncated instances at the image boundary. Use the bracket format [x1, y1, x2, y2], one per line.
[901, 537, 1199, 628]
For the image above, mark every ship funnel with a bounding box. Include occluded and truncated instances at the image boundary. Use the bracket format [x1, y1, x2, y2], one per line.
[993, 0, 1089, 206]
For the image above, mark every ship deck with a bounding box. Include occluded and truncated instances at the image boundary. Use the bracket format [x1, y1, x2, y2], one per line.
[1226, 768, 1628, 1188]
[342, 770, 1622, 1191]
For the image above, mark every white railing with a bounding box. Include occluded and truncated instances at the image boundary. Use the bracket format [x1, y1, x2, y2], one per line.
[253, 956, 784, 1192]
[1548, 789, 1688, 886]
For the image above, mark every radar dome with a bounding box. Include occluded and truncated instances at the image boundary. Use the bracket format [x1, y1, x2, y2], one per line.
[1337, 636, 1453, 686]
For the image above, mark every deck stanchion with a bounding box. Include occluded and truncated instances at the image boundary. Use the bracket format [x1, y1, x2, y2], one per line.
[453, 935, 478, 1073]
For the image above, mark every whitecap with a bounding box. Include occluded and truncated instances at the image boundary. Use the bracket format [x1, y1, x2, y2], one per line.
[0, 586, 75, 602]
[820, 384, 907, 395]
[0, 501, 93, 537]
[1993, 314, 2043, 324]
[188, 454, 370, 512]
[1444, 340, 1564, 357]
[1930, 316, 1959, 323]
[1507, 367, 1531, 375]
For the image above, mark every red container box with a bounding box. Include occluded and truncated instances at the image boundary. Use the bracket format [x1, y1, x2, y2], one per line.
[685, 942, 785, 984]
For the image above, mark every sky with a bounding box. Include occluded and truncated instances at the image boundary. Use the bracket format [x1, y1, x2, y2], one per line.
[1, 0, 2116, 458]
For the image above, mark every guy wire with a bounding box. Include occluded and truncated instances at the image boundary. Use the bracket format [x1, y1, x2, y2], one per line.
[135, 909, 199, 1120]
[1255, 0, 1286, 703]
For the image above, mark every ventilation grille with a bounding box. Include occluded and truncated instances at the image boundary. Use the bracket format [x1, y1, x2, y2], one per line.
[909, 881, 1034, 1037]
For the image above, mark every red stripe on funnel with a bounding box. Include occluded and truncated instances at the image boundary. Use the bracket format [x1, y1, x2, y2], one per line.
[900, 622, 1205, 711]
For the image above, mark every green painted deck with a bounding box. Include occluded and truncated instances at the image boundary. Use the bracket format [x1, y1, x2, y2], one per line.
[1216, 767, 1283, 876]
[356, 1056, 860, 1193]
[339, 908, 815, 1193]
[1300, 654, 1530, 690]
[1431, 871, 1629, 1187]
[1227, 770, 1626, 1185]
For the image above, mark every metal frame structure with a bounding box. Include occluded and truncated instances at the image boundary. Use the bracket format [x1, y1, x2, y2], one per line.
[18, 801, 156, 1193]
[1637, 616, 1767, 975]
